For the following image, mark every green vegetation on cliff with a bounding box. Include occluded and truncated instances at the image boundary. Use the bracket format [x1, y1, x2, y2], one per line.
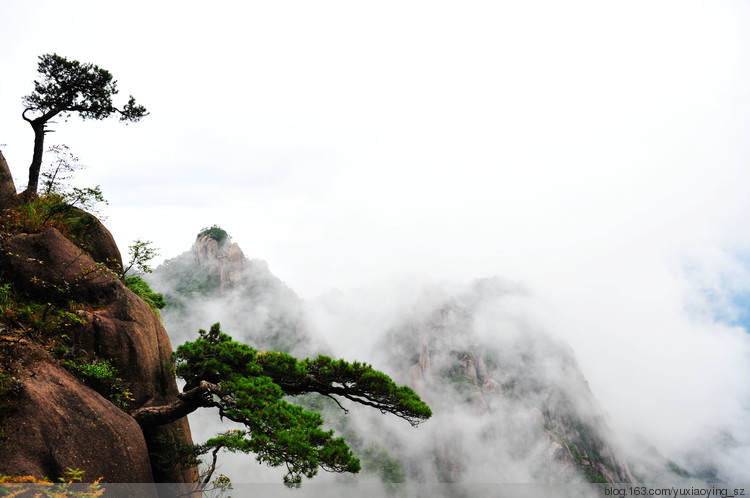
[197, 225, 229, 245]
[3, 191, 107, 255]
[61, 357, 134, 411]
[124, 276, 165, 315]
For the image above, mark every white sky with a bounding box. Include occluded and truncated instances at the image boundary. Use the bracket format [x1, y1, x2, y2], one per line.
[4, 0, 750, 478]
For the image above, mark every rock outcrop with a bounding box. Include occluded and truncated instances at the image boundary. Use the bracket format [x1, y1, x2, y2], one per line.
[0, 194, 197, 482]
[193, 234, 247, 291]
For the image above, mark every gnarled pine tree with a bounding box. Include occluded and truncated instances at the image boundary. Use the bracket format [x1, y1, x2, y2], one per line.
[132, 323, 432, 486]
[21, 53, 147, 198]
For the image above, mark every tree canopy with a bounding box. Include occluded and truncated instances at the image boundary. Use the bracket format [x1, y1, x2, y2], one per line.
[132, 323, 432, 486]
[197, 225, 230, 245]
[21, 53, 147, 197]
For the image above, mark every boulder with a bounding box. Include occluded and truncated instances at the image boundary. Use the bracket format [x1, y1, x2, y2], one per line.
[0, 228, 120, 304]
[0, 349, 154, 484]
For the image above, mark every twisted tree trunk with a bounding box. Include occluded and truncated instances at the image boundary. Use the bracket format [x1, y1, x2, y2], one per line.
[131, 381, 223, 428]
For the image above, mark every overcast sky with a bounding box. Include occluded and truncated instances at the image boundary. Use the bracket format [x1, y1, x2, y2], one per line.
[3, 0, 750, 478]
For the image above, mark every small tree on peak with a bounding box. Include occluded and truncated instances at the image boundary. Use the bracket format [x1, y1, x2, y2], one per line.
[198, 225, 229, 245]
[21, 53, 148, 198]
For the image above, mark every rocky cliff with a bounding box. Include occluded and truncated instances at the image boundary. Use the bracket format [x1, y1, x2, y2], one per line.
[0, 162, 197, 484]
[193, 232, 247, 291]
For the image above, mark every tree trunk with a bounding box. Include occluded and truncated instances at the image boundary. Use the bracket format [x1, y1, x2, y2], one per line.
[21, 107, 64, 199]
[22, 120, 46, 198]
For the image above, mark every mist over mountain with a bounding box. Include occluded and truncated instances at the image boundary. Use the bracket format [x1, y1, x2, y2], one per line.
[145, 227, 714, 492]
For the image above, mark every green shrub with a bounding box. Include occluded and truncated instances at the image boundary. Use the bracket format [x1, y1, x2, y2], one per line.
[0, 282, 11, 311]
[12, 193, 69, 233]
[125, 276, 165, 314]
[62, 357, 133, 411]
[2, 192, 107, 256]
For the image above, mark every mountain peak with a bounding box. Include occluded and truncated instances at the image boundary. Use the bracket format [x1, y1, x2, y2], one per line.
[192, 225, 247, 289]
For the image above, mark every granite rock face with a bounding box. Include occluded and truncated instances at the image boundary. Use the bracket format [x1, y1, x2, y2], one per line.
[193, 234, 247, 291]
[0, 353, 154, 483]
[0, 222, 197, 483]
